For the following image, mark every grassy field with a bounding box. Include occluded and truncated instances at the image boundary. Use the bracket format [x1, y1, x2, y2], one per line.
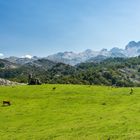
[0, 85, 140, 140]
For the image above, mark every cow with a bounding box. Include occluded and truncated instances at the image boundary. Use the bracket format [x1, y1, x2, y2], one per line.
[3, 101, 11, 106]
[52, 87, 56, 90]
[130, 88, 134, 95]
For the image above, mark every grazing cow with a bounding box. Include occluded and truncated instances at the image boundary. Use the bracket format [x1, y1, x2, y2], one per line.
[3, 101, 11, 106]
[130, 88, 133, 95]
[52, 87, 56, 90]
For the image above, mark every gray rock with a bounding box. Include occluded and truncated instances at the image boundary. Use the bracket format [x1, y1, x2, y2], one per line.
[0, 78, 23, 86]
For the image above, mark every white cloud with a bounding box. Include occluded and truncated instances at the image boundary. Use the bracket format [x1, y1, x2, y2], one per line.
[22, 54, 32, 59]
[0, 53, 4, 57]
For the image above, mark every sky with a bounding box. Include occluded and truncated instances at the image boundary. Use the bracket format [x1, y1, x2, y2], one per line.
[0, 0, 140, 57]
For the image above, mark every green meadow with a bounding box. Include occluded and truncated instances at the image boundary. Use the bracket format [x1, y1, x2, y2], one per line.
[0, 85, 140, 140]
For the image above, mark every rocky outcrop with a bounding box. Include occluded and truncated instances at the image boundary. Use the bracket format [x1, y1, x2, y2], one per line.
[0, 78, 22, 86]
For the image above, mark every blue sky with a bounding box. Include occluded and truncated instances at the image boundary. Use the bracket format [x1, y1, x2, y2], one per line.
[0, 0, 140, 57]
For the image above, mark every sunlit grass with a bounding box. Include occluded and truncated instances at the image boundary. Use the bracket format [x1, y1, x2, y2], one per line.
[0, 85, 140, 139]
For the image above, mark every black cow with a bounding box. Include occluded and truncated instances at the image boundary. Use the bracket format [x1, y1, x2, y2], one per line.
[3, 101, 11, 106]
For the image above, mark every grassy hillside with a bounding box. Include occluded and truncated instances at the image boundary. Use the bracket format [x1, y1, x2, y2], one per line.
[0, 85, 140, 139]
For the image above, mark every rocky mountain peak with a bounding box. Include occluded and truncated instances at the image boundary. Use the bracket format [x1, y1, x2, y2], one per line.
[125, 41, 140, 50]
[4, 40, 140, 66]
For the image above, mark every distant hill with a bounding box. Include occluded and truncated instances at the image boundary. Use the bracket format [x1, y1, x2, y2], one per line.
[24, 59, 57, 70]
[1, 56, 140, 86]
[5, 56, 39, 65]
[0, 58, 77, 84]
[0, 59, 19, 69]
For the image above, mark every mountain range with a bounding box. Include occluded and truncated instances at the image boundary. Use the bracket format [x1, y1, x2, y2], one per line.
[4, 41, 140, 65]
[2, 41, 140, 86]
